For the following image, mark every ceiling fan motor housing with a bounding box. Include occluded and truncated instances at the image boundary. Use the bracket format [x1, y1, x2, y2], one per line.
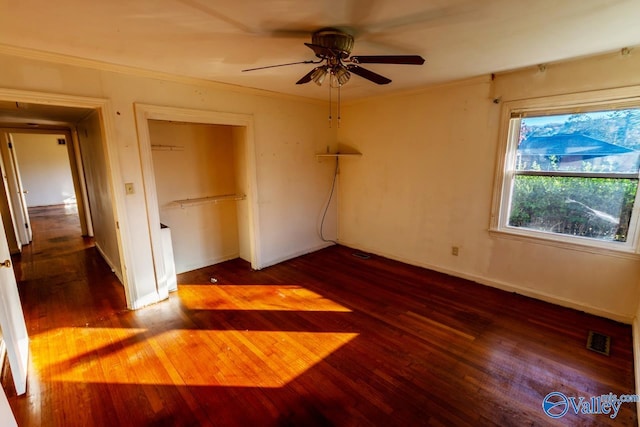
[311, 28, 354, 59]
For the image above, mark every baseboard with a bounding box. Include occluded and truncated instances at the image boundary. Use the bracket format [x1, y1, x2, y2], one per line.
[259, 241, 336, 270]
[94, 243, 123, 283]
[472, 273, 633, 324]
[129, 291, 164, 310]
[177, 253, 240, 275]
[337, 240, 633, 324]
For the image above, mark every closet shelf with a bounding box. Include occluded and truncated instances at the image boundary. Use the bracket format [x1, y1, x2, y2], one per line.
[315, 152, 362, 158]
[171, 194, 246, 208]
[151, 144, 184, 151]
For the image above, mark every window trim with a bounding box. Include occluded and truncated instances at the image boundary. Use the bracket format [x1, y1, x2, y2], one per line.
[490, 87, 640, 257]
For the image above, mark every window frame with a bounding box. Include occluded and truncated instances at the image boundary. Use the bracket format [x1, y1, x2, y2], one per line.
[490, 87, 640, 258]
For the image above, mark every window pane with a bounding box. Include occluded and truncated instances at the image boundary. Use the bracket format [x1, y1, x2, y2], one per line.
[508, 176, 638, 242]
[517, 109, 640, 173]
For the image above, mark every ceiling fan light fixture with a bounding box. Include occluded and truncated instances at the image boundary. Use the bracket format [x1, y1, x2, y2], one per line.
[311, 66, 328, 86]
[334, 66, 351, 86]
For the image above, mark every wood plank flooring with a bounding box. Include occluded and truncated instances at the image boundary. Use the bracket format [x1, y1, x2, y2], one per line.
[3, 205, 637, 426]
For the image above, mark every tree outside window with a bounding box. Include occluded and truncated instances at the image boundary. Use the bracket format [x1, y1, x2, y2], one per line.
[505, 109, 640, 244]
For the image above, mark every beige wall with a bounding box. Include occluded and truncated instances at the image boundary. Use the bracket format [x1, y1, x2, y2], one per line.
[3, 46, 636, 319]
[0, 50, 337, 308]
[339, 51, 640, 322]
[10, 133, 75, 207]
[150, 121, 241, 273]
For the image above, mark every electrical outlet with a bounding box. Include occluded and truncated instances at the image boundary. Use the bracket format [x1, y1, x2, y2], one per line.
[125, 182, 134, 195]
[451, 246, 459, 256]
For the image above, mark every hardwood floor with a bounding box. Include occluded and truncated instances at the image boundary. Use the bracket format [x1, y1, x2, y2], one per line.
[3, 205, 637, 426]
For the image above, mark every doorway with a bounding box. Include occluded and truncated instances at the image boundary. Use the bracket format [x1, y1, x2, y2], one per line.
[0, 130, 92, 253]
[0, 90, 130, 305]
[135, 104, 261, 298]
[148, 120, 251, 273]
[0, 90, 131, 398]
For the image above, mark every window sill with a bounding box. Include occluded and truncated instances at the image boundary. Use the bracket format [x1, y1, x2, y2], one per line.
[488, 228, 640, 260]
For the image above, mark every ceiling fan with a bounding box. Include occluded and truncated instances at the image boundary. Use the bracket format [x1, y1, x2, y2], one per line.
[242, 27, 425, 86]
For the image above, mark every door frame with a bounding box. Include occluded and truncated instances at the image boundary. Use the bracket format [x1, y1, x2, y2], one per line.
[0, 88, 135, 307]
[134, 103, 262, 297]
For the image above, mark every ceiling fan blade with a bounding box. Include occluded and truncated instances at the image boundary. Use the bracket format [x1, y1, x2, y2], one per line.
[296, 68, 319, 85]
[350, 55, 425, 65]
[242, 60, 321, 72]
[346, 65, 391, 85]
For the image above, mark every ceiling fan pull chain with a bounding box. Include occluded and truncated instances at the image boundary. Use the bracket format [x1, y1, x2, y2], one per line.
[337, 84, 341, 128]
[328, 79, 332, 128]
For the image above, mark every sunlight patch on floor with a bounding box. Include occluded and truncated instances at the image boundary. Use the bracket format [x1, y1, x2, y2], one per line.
[41, 327, 357, 388]
[179, 284, 352, 312]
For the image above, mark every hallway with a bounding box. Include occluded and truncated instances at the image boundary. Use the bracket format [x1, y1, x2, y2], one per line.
[12, 205, 126, 332]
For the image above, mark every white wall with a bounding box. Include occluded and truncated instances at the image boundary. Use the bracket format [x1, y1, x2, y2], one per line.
[0, 50, 337, 308]
[77, 111, 122, 280]
[150, 121, 241, 273]
[338, 50, 640, 323]
[10, 133, 75, 207]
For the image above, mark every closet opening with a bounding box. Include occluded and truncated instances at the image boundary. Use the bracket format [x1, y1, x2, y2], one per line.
[150, 120, 251, 273]
[135, 104, 260, 299]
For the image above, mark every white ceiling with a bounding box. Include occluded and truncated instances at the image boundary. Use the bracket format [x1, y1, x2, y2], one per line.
[1, 0, 640, 101]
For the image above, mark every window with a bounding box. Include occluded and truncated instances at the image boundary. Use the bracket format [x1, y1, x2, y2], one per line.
[493, 97, 640, 254]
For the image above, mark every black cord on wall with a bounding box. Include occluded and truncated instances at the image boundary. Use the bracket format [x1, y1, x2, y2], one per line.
[320, 156, 339, 244]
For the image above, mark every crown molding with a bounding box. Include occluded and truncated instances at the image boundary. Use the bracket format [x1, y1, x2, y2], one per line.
[0, 44, 326, 106]
[342, 74, 493, 107]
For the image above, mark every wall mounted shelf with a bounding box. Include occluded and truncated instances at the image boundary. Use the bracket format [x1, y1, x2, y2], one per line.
[171, 194, 246, 208]
[315, 152, 362, 159]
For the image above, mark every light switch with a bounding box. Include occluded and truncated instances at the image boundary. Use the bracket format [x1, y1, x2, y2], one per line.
[125, 182, 135, 195]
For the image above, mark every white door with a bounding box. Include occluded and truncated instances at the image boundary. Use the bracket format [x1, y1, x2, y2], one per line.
[0, 138, 22, 254]
[0, 383, 17, 427]
[6, 134, 32, 243]
[0, 133, 31, 246]
[0, 211, 29, 395]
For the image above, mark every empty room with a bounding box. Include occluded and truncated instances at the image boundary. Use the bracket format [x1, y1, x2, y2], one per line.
[1, 1, 640, 425]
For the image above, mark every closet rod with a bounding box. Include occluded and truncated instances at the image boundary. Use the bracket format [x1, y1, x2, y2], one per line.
[151, 144, 184, 151]
[172, 194, 246, 208]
